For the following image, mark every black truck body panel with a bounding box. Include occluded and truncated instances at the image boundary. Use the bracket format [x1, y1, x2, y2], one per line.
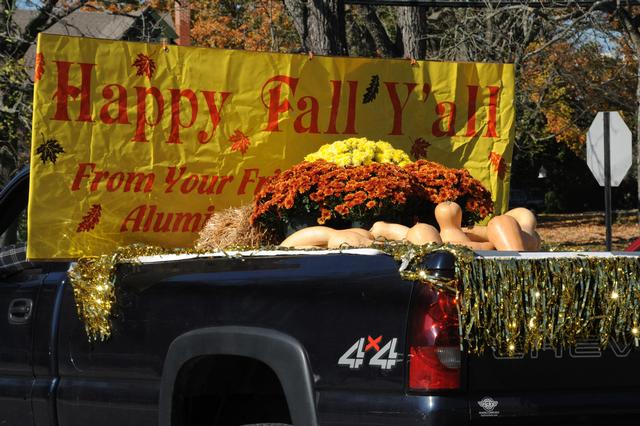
[2, 169, 640, 426]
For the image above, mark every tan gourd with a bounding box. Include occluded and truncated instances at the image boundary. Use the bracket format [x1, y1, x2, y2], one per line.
[505, 208, 537, 233]
[462, 225, 489, 242]
[486, 215, 526, 251]
[435, 201, 495, 250]
[280, 226, 333, 248]
[406, 223, 442, 245]
[347, 228, 375, 240]
[435, 201, 472, 243]
[327, 230, 374, 249]
[504, 208, 541, 251]
[369, 221, 410, 241]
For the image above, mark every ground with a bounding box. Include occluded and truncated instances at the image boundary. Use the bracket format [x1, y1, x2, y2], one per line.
[537, 210, 640, 251]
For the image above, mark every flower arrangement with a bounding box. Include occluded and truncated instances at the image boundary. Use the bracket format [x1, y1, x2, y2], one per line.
[251, 138, 494, 235]
[304, 137, 411, 167]
[405, 160, 494, 225]
[251, 160, 426, 231]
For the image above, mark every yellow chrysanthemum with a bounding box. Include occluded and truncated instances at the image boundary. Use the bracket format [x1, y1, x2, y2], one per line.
[304, 137, 410, 166]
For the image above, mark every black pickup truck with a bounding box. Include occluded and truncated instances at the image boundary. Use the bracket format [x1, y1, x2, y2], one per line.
[2, 168, 640, 426]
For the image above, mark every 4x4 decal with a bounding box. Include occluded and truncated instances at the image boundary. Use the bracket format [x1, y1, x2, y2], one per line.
[338, 336, 400, 370]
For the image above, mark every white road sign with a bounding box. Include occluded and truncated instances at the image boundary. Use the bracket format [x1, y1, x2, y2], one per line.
[586, 111, 632, 187]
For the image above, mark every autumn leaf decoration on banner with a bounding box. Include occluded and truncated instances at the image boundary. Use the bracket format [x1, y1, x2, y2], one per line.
[229, 129, 250, 155]
[34, 53, 45, 82]
[132, 53, 157, 79]
[36, 133, 64, 165]
[489, 152, 507, 179]
[362, 75, 379, 104]
[77, 204, 102, 232]
[411, 137, 430, 160]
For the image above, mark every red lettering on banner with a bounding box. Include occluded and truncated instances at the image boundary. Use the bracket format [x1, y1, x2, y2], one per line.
[91, 170, 109, 191]
[164, 166, 233, 195]
[197, 176, 220, 194]
[52, 61, 95, 122]
[237, 168, 275, 195]
[325, 80, 343, 134]
[238, 168, 260, 195]
[132, 87, 164, 142]
[385, 82, 417, 135]
[294, 96, 320, 133]
[121, 205, 146, 232]
[120, 204, 215, 232]
[106, 172, 125, 191]
[168, 89, 198, 144]
[99, 84, 129, 124]
[71, 163, 96, 190]
[255, 170, 277, 195]
[261, 75, 299, 132]
[71, 163, 155, 192]
[165, 166, 187, 193]
[198, 91, 231, 144]
[465, 85, 479, 137]
[343, 80, 358, 134]
[485, 86, 500, 138]
[432, 101, 456, 137]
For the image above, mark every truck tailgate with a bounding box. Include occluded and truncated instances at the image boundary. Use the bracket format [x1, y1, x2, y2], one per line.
[466, 342, 640, 421]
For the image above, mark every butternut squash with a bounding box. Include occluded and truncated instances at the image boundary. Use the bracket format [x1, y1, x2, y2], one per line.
[435, 202, 495, 250]
[435, 201, 470, 244]
[462, 225, 489, 242]
[280, 226, 333, 248]
[347, 228, 375, 240]
[369, 221, 410, 241]
[504, 208, 541, 251]
[505, 208, 537, 234]
[486, 215, 526, 251]
[327, 229, 374, 249]
[406, 223, 442, 245]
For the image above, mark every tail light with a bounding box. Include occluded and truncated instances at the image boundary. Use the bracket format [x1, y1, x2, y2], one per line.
[408, 283, 461, 391]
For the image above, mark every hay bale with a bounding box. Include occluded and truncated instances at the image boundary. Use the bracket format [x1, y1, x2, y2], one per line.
[196, 204, 274, 250]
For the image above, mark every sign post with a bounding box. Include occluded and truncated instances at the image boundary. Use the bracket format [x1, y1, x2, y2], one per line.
[586, 111, 632, 251]
[603, 112, 611, 251]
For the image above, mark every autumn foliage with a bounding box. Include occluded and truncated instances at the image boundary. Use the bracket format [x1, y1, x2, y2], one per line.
[520, 39, 636, 157]
[190, 0, 299, 52]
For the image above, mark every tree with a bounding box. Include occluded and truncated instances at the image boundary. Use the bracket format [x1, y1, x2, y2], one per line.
[609, 4, 640, 218]
[282, 0, 348, 55]
[0, 0, 160, 187]
[190, 0, 299, 52]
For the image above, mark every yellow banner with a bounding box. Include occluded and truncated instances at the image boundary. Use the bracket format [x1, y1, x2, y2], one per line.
[28, 33, 514, 259]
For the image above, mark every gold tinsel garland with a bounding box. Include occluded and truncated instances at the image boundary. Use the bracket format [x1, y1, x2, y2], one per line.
[67, 244, 197, 340]
[69, 243, 640, 356]
[393, 244, 640, 355]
